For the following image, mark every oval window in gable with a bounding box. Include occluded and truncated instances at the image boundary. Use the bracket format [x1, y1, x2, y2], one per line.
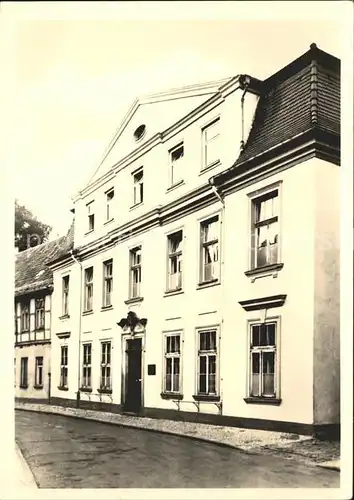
[133, 124, 146, 142]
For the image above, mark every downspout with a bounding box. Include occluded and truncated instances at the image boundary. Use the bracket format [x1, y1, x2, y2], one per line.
[70, 249, 83, 408]
[240, 75, 251, 154]
[208, 177, 225, 415]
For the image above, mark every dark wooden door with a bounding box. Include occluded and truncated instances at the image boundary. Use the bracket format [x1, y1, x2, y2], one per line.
[124, 338, 142, 413]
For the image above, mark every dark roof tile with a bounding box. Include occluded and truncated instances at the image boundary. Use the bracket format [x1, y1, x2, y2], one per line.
[15, 224, 74, 297]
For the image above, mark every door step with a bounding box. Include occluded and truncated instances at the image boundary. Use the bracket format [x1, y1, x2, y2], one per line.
[122, 411, 138, 417]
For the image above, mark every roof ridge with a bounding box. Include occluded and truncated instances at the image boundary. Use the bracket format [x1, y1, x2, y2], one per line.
[16, 234, 66, 257]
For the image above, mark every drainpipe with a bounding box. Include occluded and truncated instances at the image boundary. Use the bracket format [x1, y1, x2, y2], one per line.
[240, 75, 251, 154]
[70, 249, 83, 408]
[208, 178, 225, 414]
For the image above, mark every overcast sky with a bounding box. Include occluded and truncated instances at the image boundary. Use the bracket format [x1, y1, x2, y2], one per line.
[1, 1, 348, 238]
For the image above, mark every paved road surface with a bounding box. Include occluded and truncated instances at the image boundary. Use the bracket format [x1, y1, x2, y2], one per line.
[15, 410, 339, 488]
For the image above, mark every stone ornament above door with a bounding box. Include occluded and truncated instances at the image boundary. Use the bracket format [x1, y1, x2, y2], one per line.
[117, 311, 147, 335]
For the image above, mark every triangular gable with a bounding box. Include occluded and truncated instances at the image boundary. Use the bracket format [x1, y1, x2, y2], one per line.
[88, 77, 231, 184]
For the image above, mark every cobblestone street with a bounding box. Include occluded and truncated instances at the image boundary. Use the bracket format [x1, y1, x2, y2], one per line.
[15, 410, 339, 489]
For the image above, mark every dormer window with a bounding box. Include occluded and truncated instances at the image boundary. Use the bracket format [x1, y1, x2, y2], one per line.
[133, 124, 146, 142]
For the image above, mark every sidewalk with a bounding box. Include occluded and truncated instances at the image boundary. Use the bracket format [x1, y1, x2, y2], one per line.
[14, 443, 38, 489]
[15, 401, 340, 471]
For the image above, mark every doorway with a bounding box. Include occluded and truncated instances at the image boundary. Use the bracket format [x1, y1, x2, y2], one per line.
[124, 337, 142, 413]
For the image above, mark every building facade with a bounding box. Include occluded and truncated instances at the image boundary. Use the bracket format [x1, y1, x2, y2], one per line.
[15, 233, 73, 400]
[48, 43, 340, 437]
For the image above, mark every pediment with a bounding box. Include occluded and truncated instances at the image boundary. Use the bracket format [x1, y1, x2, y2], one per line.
[89, 78, 230, 184]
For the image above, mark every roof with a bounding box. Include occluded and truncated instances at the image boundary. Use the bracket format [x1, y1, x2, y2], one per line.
[15, 223, 74, 297]
[213, 43, 340, 183]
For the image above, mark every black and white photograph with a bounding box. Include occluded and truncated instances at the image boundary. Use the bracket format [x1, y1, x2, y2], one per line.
[1, 1, 353, 498]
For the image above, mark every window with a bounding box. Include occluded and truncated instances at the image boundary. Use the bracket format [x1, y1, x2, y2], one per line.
[20, 302, 30, 332]
[60, 346, 68, 388]
[197, 329, 218, 395]
[167, 231, 183, 291]
[133, 124, 146, 142]
[200, 215, 220, 283]
[169, 143, 184, 186]
[202, 118, 220, 170]
[62, 275, 70, 316]
[251, 190, 279, 269]
[249, 321, 278, 398]
[35, 356, 43, 387]
[100, 341, 112, 390]
[163, 334, 181, 393]
[103, 260, 113, 308]
[106, 189, 114, 221]
[20, 357, 28, 388]
[130, 247, 142, 298]
[35, 298, 45, 330]
[82, 344, 92, 389]
[84, 267, 93, 312]
[133, 169, 144, 205]
[14, 358, 16, 387]
[87, 201, 95, 232]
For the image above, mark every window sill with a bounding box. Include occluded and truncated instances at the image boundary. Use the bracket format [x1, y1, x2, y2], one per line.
[244, 397, 282, 406]
[97, 388, 112, 394]
[57, 386, 69, 391]
[82, 310, 94, 316]
[33, 385, 43, 390]
[19, 385, 28, 389]
[79, 387, 92, 393]
[164, 288, 184, 297]
[166, 180, 185, 193]
[129, 202, 144, 211]
[101, 305, 113, 312]
[199, 160, 221, 175]
[192, 394, 220, 402]
[245, 263, 284, 280]
[104, 218, 114, 226]
[85, 229, 94, 236]
[124, 297, 144, 305]
[197, 279, 220, 290]
[59, 314, 70, 320]
[161, 392, 183, 400]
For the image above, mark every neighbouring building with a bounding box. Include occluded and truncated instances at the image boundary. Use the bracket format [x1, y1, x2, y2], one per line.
[15, 230, 73, 401]
[47, 43, 340, 438]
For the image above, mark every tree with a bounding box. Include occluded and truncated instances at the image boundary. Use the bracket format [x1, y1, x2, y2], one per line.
[15, 200, 52, 252]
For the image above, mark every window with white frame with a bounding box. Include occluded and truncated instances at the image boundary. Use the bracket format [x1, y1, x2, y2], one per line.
[82, 343, 92, 389]
[132, 168, 144, 205]
[130, 247, 142, 298]
[100, 341, 112, 390]
[169, 143, 184, 186]
[105, 189, 114, 221]
[164, 333, 181, 393]
[20, 357, 28, 388]
[249, 321, 278, 399]
[167, 230, 183, 291]
[200, 215, 220, 283]
[87, 201, 95, 232]
[84, 267, 93, 312]
[251, 189, 279, 269]
[202, 118, 220, 170]
[20, 301, 30, 332]
[62, 275, 69, 316]
[197, 329, 218, 395]
[60, 345, 68, 388]
[35, 298, 45, 330]
[103, 260, 113, 308]
[35, 356, 43, 387]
